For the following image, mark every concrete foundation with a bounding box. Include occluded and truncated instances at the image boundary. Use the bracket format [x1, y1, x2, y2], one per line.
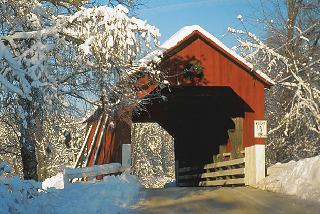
[122, 144, 131, 168]
[245, 144, 265, 186]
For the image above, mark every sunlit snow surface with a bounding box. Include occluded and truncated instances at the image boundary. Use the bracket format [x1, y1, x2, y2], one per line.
[1, 170, 141, 214]
[42, 173, 64, 190]
[257, 155, 320, 202]
[2, 155, 320, 214]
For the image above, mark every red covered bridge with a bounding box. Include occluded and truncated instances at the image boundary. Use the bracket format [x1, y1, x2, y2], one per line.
[75, 25, 273, 187]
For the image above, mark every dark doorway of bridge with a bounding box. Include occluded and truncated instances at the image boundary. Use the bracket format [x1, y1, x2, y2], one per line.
[133, 86, 252, 186]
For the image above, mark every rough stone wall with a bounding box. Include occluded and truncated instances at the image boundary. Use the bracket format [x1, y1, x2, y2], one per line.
[131, 122, 175, 188]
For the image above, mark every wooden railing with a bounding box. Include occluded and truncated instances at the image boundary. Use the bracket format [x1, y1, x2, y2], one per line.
[63, 163, 126, 186]
[177, 153, 246, 187]
[177, 166, 203, 187]
[199, 157, 245, 186]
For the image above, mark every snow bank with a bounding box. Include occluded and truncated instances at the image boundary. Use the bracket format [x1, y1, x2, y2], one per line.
[257, 155, 320, 201]
[42, 172, 64, 190]
[32, 174, 142, 214]
[0, 161, 12, 176]
[1, 165, 142, 214]
[0, 174, 41, 214]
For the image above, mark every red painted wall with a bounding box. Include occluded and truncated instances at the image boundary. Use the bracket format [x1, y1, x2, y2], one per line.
[84, 31, 269, 167]
[161, 36, 267, 148]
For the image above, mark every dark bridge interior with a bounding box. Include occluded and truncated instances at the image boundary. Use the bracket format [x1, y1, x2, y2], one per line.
[132, 86, 253, 167]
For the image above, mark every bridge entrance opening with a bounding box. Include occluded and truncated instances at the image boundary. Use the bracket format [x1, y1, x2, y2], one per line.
[130, 122, 175, 188]
[132, 86, 253, 186]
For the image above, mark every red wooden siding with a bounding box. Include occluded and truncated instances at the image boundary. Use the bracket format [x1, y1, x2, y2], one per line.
[160, 34, 268, 148]
[84, 107, 132, 167]
[82, 29, 270, 167]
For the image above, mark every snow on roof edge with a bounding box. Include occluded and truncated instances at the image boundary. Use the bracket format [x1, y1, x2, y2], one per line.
[254, 70, 276, 86]
[140, 25, 274, 86]
[162, 25, 252, 69]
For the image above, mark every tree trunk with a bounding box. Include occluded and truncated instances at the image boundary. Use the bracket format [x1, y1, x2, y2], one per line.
[20, 131, 38, 180]
[287, 0, 299, 43]
[19, 97, 38, 181]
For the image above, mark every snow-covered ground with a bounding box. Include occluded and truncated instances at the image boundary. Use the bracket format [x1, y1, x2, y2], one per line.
[0, 163, 142, 214]
[2, 155, 320, 214]
[256, 155, 320, 202]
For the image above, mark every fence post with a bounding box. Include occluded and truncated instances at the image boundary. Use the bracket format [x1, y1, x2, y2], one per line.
[63, 168, 70, 187]
[175, 160, 179, 187]
[122, 144, 131, 168]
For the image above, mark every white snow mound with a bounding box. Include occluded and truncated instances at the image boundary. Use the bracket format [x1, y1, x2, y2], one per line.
[257, 155, 320, 201]
[1, 172, 142, 214]
[34, 174, 142, 214]
[42, 172, 64, 190]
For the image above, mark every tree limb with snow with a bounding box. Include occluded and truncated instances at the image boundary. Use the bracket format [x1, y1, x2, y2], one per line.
[0, 0, 161, 180]
[229, 1, 319, 164]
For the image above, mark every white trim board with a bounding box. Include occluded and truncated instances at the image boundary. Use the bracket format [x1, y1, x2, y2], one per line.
[245, 144, 265, 186]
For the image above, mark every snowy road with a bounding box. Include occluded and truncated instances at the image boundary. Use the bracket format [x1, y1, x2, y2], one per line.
[133, 187, 320, 214]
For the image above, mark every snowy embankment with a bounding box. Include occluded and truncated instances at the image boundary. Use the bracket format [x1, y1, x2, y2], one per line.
[256, 155, 320, 202]
[0, 162, 141, 214]
[42, 173, 64, 190]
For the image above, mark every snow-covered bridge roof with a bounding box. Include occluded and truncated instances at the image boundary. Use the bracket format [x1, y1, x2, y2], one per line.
[141, 25, 274, 86]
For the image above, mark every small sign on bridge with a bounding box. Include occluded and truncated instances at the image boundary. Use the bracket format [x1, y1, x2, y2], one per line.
[254, 120, 267, 138]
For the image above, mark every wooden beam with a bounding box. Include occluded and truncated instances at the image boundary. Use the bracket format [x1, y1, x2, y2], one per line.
[178, 182, 199, 187]
[223, 152, 231, 157]
[204, 158, 245, 169]
[212, 154, 217, 163]
[93, 114, 109, 164]
[175, 160, 179, 187]
[73, 124, 93, 168]
[178, 174, 200, 180]
[199, 178, 245, 186]
[218, 145, 227, 161]
[64, 163, 123, 186]
[219, 145, 227, 154]
[178, 166, 202, 174]
[201, 168, 244, 178]
[228, 117, 244, 159]
[84, 114, 103, 166]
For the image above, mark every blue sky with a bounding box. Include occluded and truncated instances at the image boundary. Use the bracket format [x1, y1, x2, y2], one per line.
[135, 0, 263, 47]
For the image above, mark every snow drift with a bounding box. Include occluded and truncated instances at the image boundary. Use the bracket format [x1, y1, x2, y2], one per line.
[0, 162, 142, 214]
[257, 155, 320, 201]
[32, 174, 141, 214]
[42, 173, 64, 190]
[0, 161, 41, 214]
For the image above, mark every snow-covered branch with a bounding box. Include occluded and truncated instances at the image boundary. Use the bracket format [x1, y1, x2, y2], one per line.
[229, 8, 320, 163]
[0, 0, 161, 179]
